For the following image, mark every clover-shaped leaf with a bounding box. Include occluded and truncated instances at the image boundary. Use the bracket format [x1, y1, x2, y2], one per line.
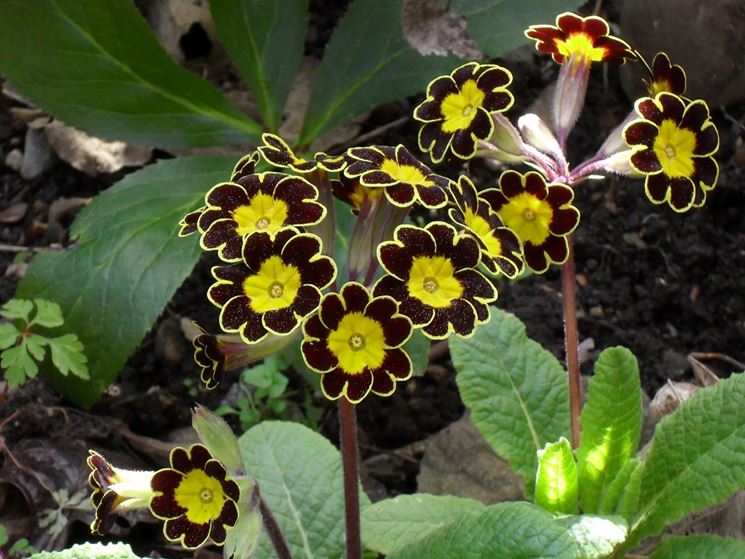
[1, 299, 33, 322]
[0, 323, 20, 349]
[30, 298, 64, 328]
[2, 343, 39, 388]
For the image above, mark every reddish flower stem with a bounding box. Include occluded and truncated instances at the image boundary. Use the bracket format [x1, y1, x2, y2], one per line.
[254, 484, 293, 559]
[561, 236, 582, 449]
[339, 398, 362, 559]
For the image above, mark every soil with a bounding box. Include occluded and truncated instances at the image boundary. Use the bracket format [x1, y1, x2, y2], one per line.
[1, 0, 745, 553]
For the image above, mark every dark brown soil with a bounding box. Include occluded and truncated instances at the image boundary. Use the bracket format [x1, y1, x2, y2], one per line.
[1, 1, 745, 552]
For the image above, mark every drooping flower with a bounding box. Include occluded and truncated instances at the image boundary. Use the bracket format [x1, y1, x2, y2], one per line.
[230, 151, 260, 182]
[149, 444, 240, 549]
[258, 133, 346, 173]
[644, 52, 686, 97]
[301, 282, 412, 403]
[87, 451, 155, 535]
[525, 12, 634, 65]
[344, 145, 450, 208]
[192, 325, 228, 390]
[448, 176, 524, 278]
[414, 62, 514, 163]
[374, 222, 496, 339]
[208, 228, 336, 344]
[481, 170, 580, 273]
[198, 172, 327, 261]
[624, 92, 719, 211]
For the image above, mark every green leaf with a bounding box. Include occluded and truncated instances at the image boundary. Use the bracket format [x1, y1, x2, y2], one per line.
[331, 198, 356, 285]
[450, 309, 570, 497]
[0, 0, 261, 148]
[404, 330, 430, 377]
[298, 0, 461, 145]
[361, 494, 485, 555]
[648, 535, 745, 558]
[24, 335, 47, 361]
[1, 343, 38, 388]
[0, 323, 21, 350]
[47, 334, 89, 380]
[1, 299, 33, 322]
[554, 515, 627, 559]
[17, 155, 235, 407]
[389, 502, 577, 559]
[598, 457, 642, 521]
[209, 0, 307, 132]
[535, 437, 578, 514]
[239, 421, 370, 559]
[576, 347, 642, 513]
[29, 299, 64, 328]
[449, 0, 583, 57]
[625, 372, 745, 550]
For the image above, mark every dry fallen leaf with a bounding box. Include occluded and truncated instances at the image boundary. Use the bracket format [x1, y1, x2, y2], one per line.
[649, 380, 699, 423]
[0, 202, 28, 224]
[44, 121, 152, 176]
[401, 0, 483, 59]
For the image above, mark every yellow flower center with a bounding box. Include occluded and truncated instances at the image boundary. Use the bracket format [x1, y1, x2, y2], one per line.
[441, 80, 485, 133]
[242, 256, 301, 313]
[327, 312, 386, 375]
[556, 33, 607, 62]
[648, 80, 671, 96]
[407, 256, 463, 308]
[498, 192, 553, 245]
[464, 209, 503, 257]
[174, 469, 226, 525]
[349, 183, 384, 210]
[380, 158, 433, 187]
[232, 193, 289, 236]
[652, 119, 696, 178]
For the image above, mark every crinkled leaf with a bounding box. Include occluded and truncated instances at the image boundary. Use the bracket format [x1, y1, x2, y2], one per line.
[598, 457, 643, 522]
[625, 371, 745, 549]
[30, 299, 64, 328]
[47, 334, 89, 380]
[17, 155, 235, 407]
[0, 0, 260, 148]
[1, 299, 33, 322]
[448, 0, 583, 57]
[450, 309, 570, 497]
[555, 515, 627, 559]
[361, 494, 485, 555]
[390, 502, 577, 559]
[1, 343, 38, 388]
[298, 0, 461, 145]
[239, 421, 370, 559]
[210, 0, 307, 131]
[647, 535, 745, 558]
[536, 437, 578, 514]
[0, 323, 21, 350]
[577, 347, 642, 513]
[29, 542, 143, 559]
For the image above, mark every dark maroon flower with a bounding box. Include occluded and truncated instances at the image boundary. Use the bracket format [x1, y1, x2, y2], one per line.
[258, 133, 346, 173]
[149, 444, 239, 549]
[301, 282, 412, 403]
[374, 222, 497, 339]
[208, 228, 336, 343]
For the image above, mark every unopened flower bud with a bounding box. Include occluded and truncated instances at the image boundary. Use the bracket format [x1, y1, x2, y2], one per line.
[192, 404, 244, 474]
[518, 113, 562, 159]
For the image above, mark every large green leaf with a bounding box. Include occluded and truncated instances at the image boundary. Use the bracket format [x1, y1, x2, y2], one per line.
[624, 372, 745, 550]
[361, 494, 485, 555]
[16, 156, 235, 406]
[0, 0, 261, 148]
[298, 0, 461, 145]
[450, 309, 570, 497]
[535, 437, 578, 514]
[240, 421, 370, 559]
[576, 347, 642, 513]
[598, 457, 642, 522]
[449, 0, 583, 57]
[648, 535, 745, 558]
[389, 502, 577, 559]
[209, 0, 307, 132]
[553, 515, 627, 559]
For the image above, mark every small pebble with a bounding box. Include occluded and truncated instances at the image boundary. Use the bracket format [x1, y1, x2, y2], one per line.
[5, 148, 23, 171]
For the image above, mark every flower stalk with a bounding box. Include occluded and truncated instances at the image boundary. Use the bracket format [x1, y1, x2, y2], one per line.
[339, 398, 362, 559]
[560, 237, 582, 449]
[253, 484, 294, 559]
